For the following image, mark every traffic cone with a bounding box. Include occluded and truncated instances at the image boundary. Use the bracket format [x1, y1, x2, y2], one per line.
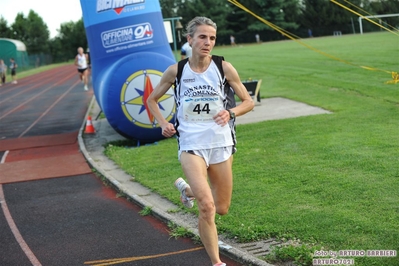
[84, 116, 95, 134]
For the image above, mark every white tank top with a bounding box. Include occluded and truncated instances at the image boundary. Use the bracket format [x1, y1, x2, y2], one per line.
[77, 54, 87, 69]
[175, 60, 233, 151]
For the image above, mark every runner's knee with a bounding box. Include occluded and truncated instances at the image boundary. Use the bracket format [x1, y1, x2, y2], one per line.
[216, 203, 230, 216]
[198, 200, 216, 220]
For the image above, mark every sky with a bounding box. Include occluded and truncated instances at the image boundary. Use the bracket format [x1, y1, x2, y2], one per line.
[0, 0, 83, 39]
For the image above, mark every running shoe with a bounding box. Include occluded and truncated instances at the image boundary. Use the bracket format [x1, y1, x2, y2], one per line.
[213, 263, 226, 266]
[84, 85, 88, 91]
[174, 177, 195, 208]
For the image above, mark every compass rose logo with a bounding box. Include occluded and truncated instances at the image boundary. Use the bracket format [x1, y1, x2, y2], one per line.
[120, 69, 175, 129]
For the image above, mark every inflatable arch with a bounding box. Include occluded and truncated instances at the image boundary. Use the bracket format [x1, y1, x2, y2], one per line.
[80, 0, 176, 142]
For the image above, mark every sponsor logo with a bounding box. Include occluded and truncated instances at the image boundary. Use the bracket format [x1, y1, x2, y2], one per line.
[97, 0, 145, 14]
[101, 23, 153, 48]
[193, 97, 219, 102]
[183, 78, 195, 83]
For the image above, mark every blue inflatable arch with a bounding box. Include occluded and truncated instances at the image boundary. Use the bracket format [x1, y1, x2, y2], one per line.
[80, 0, 176, 142]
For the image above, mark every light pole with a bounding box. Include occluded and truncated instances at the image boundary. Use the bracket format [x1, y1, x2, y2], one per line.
[176, 20, 183, 44]
[163, 17, 183, 54]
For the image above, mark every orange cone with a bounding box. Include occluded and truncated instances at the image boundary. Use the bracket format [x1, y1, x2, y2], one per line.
[84, 116, 95, 134]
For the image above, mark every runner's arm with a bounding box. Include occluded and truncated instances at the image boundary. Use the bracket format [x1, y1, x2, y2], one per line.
[223, 61, 254, 116]
[147, 64, 178, 137]
[74, 56, 79, 67]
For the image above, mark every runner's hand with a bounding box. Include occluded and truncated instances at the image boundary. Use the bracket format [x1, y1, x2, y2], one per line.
[213, 110, 229, 127]
[161, 123, 176, 138]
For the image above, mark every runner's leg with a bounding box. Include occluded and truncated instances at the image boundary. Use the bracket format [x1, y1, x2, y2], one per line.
[208, 157, 233, 215]
[180, 152, 223, 265]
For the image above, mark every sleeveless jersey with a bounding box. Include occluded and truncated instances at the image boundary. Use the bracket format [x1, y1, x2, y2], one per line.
[77, 54, 88, 69]
[10, 62, 16, 70]
[174, 60, 235, 151]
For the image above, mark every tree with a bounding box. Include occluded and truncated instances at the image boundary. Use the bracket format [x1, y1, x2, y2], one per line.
[177, 0, 231, 32]
[160, 0, 178, 18]
[0, 16, 13, 38]
[175, 0, 232, 44]
[9, 10, 49, 54]
[281, 0, 302, 30]
[370, 0, 399, 28]
[228, 0, 300, 36]
[0, 9, 87, 64]
[299, 0, 357, 35]
[57, 19, 87, 61]
[25, 10, 50, 54]
[9, 13, 28, 40]
[300, 0, 330, 30]
[48, 37, 64, 63]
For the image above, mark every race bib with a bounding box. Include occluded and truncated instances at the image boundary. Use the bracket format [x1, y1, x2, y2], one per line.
[182, 96, 222, 122]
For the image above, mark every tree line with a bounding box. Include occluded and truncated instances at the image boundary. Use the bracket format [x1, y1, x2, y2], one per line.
[0, 0, 397, 65]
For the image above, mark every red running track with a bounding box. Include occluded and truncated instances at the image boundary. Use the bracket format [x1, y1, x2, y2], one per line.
[0, 64, 93, 184]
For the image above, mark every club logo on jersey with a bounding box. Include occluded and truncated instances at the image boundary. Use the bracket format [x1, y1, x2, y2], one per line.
[97, 0, 145, 14]
[121, 69, 175, 128]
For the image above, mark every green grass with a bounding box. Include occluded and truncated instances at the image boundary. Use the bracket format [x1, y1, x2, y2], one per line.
[104, 32, 399, 266]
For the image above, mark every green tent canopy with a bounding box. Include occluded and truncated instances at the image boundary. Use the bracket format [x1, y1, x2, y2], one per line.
[0, 38, 29, 69]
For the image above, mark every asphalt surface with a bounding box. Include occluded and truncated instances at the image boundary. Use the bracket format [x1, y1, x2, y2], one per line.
[80, 95, 331, 266]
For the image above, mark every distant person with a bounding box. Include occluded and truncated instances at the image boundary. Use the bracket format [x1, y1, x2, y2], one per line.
[9, 58, 17, 84]
[74, 47, 89, 91]
[180, 42, 192, 59]
[86, 47, 91, 69]
[86, 47, 92, 83]
[0, 59, 7, 86]
[35, 56, 40, 68]
[230, 35, 236, 46]
[255, 33, 260, 43]
[308, 28, 313, 38]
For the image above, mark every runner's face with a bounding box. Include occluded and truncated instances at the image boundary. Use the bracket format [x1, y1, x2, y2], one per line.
[189, 25, 216, 57]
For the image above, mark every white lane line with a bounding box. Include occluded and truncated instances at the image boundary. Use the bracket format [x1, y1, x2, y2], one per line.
[0, 150, 42, 266]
